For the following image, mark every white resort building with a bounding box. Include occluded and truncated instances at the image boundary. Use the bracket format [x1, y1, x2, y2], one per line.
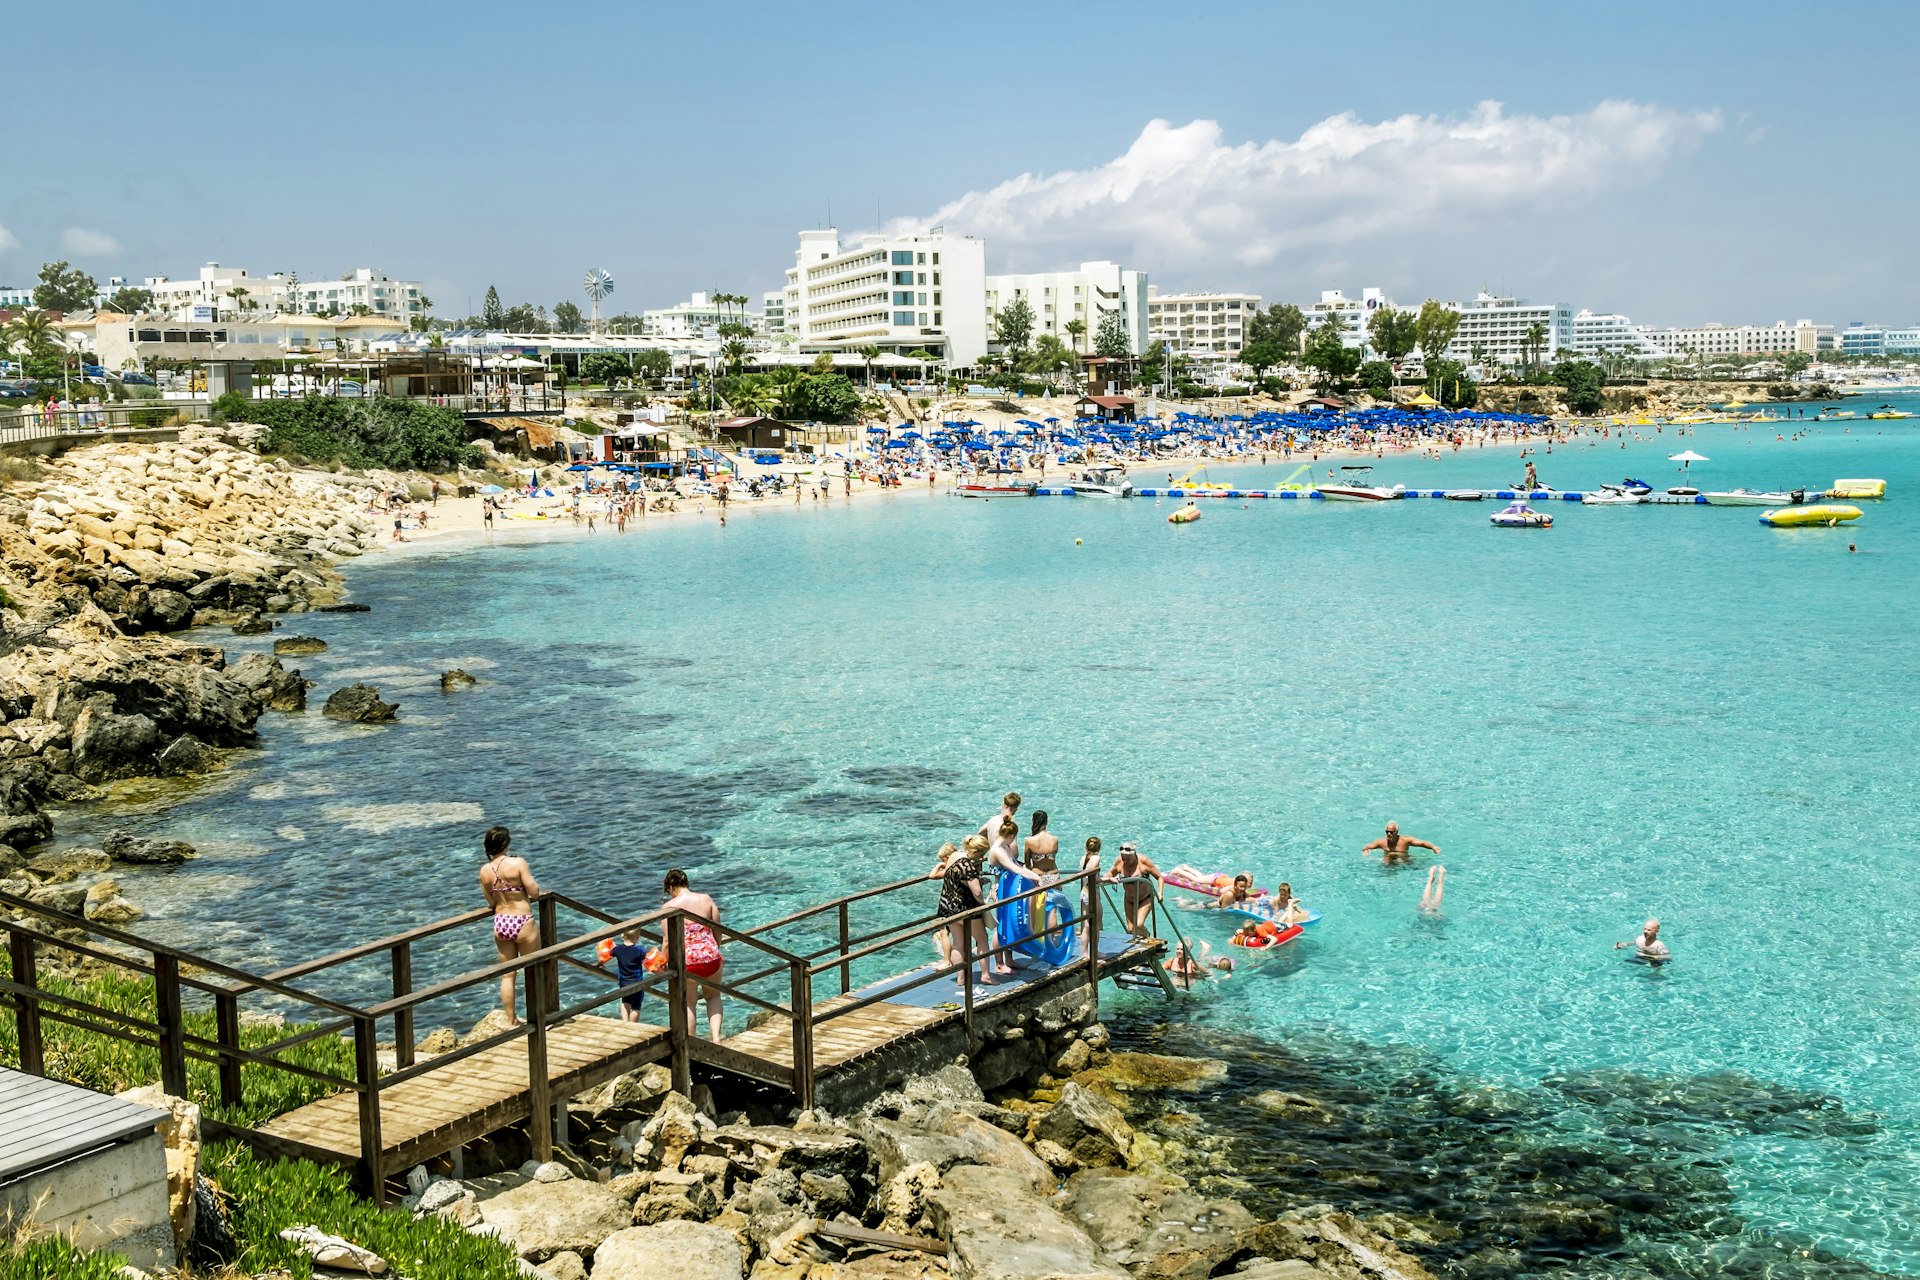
[1657, 320, 1826, 358]
[641, 292, 755, 340]
[1569, 311, 1672, 362]
[1146, 290, 1260, 357]
[1308, 288, 1398, 351]
[779, 228, 988, 367]
[983, 262, 1150, 355]
[139, 263, 425, 322]
[1441, 293, 1574, 366]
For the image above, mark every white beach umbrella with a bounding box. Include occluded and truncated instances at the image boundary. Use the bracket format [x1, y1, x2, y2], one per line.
[1668, 450, 1709, 469]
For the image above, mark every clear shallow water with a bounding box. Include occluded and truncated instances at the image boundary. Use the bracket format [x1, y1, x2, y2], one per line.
[55, 410, 1920, 1274]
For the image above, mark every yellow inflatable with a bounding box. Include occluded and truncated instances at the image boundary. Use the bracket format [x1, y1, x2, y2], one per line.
[1760, 504, 1862, 528]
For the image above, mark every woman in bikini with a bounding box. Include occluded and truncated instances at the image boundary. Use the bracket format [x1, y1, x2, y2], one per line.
[937, 835, 995, 988]
[662, 868, 725, 1041]
[478, 825, 542, 1026]
[987, 817, 1043, 973]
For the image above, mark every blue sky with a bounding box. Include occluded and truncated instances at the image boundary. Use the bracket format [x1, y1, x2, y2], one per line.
[6, 0, 1916, 326]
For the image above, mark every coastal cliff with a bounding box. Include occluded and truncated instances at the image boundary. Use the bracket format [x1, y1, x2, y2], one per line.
[0, 431, 378, 857]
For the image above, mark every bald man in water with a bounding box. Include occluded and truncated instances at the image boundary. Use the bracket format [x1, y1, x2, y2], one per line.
[1360, 822, 1440, 865]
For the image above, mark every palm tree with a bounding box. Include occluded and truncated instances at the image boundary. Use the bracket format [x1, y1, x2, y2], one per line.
[858, 345, 881, 387]
[3, 309, 62, 363]
[1064, 318, 1086, 354]
[1524, 322, 1547, 373]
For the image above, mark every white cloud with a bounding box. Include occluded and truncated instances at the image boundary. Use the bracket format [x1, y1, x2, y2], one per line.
[60, 227, 121, 256]
[903, 102, 1722, 274]
[0, 224, 18, 255]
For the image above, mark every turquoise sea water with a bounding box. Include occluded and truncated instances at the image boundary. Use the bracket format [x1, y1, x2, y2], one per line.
[56, 407, 1920, 1274]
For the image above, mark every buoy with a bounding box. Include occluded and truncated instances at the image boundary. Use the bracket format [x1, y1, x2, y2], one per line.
[1075, 538, 1082, 545]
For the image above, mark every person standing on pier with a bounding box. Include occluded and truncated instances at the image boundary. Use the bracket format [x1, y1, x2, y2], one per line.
[1105, 842, 1164, 939]
[478, 826, 542, 1026]
[662, 869, 726, 1041]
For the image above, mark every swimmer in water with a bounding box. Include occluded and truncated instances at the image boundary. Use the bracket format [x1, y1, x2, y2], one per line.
[1361, 822, 1441, 865]
[1615, 918, 1670, 965]
[1213, 873, 1255, 909]
[1420, 865, 1446, 911]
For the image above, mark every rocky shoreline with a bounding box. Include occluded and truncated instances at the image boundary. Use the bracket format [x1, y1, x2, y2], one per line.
[0, 431, 380, 905]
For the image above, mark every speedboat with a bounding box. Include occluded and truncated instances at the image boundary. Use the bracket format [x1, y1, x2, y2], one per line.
[1490, 501, 1551, 528]
[1815, 408, 1855, 421]
[1760, 504, 1862, 528]
[1582, 488, 1645, 506]
[1317, 468, 1405, 501]
[1067, 464, 1134, 498]
[954, 481, 1036, 498]
[1704, 488, 1805, 506]
[1868, 406, 1912, 419]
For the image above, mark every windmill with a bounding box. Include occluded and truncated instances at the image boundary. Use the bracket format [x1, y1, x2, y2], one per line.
[583, 268, 614, 334]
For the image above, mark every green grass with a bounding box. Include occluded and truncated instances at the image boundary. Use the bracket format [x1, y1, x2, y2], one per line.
[0, 952, 358, 1127]
[208, 1144, 525, 1280]
[0, 1235, 130, 1280]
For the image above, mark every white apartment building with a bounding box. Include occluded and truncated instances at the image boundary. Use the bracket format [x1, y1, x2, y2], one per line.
[1444, 293, 1574, 365]
[780, 228, 988, 367]
[1569, 311, 1671, 362]
[761, 290, 787, 338]
[62, 312, 408, 368]
[1659, 320, 1825, 358]
[140, 263, 424, 321]
[641, 292, 748, 339]
[984, 261, 1150, 355]
[0, 285, 34, 310]
[1146, 289, 1260, 356]
[1308, 288, 1398, 351]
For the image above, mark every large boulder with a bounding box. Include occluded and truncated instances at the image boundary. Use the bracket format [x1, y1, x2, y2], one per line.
[155, 734, 217, 775]
[141, 589, 195, 632]
[322, 684, 396, 723]
[624, 1091, 715, 1170]
[861, 1110, 1052, 1198]
[590, 1221, 744, 1280]
[926, 1165, 1129, 1280]
[224, 652, 309, 713]
[710, 1122, 867, 1186]
[1235, 1210, 1441, 1280]
[70, 703, 161, 779]
[1033, 1083, 1134, 1168]
[475, 1176, 632, 1262]
[103, 830, 197, 865]
[272, 635, 328, 656]
[1054, 1168, 1252, 1280]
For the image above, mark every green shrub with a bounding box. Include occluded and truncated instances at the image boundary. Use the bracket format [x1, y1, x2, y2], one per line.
[221, 395, 481, 471]
[0, 1235, 130, 1279]
[0, 953, 356, 1127]
[208, 1145, 524, 1280]
[210, 390, 251, 423]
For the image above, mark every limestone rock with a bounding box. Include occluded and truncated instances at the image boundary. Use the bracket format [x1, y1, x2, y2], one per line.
[225, 652, 310, 712]
[927, 1164, 1129, 1280]
[231, 612, 274, 636]
[70, 704, 161, 779]
[537, 1249, 588, 1280]
[273, 635, 328, 656]
[1236, 1210, 1440, 1280]
[475, 1177, 632, 1262]
[417, 1027, 457, 1055]
[574, 1064, 671, 1120]
[322, 684, 397, 723]
[634, 1091, 715, 1170]
[1033, 1083, 1134, 1168]
[441, 668, 478, 691]
[1054, 1168, 1252, 1280]
[861, 1110, 1052, 1199]
[461, 1009, 517, 1046]
[1049, 1038, 1092, 1077]
[27, 882, 91, 916]
[85, 894, 145, 925]
[590, 1222, 744, 1280]
[117, 1086, 201, 1258]
[155, 734, 217, 775]
[103, 830, 197, 865]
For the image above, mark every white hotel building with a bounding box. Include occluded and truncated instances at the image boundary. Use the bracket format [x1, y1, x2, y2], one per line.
[1569, 311, 1672, 362]
[140, 263, 425, 321]
[1658, 321, 1826, 358]
[779, 228, 988, 367]
[1146, 290, 1260, 357]
[1308, 288, 1397, 351]
[1442, 293, 1574, 365]
[984, 262, 1150, 356]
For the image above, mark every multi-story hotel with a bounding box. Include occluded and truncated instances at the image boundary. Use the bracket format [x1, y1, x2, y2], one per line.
[1441, 293, 1575, 366]
[139, 263, 425, 322]
[1308, 288, 1398, 351]
[1569, 311, 1672, 362]
[984, 262, 1149, 355]
[1658, 320, 1826, 358]
[779, 228, 988, 367]
[1146, 289, 1260, 356]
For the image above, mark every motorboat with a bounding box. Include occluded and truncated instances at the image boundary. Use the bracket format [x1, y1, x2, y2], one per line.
[1867, 405, 1912, 419]
[1067, 464, 1134, 498]
[1317, 467, 1405, 501]
[1815, 408, 1855, 421]
[1167, 502, 1202, 524]
[954, 481, 1036, 498]
[1444, 490, 1487, 501]
[1490, 501, 1552, 528]
[1620, 477, 1653, 496]
[1703, 488, 1805, 506]
[1826, 478, 1887, 499]
[1582, 489, 1645, 506]
[1760, 504, 1862, 528]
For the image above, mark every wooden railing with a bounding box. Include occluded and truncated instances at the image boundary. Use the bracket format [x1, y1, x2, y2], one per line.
[0, 867, 1161, 1195]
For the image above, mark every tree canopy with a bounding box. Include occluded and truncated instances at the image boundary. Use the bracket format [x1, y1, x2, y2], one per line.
[1366, 306, 1418, 363]
[553, 301, 583, 333]
[1553, 359, 1608, 414]
[104, 286, 154, 315]
[1413, 300, 1461, 365]
[33, 261, 99, 313]
[1094, 312, 1132, 359]
[223, 395, 481, 471]
[994, 297, 1035, 355]
[481, 287, 504, 329]
[1302, 313, 1361, 389]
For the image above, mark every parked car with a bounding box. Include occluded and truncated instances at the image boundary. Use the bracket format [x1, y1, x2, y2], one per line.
[0, 386, 30, 399]
[119, 371, 156, 386]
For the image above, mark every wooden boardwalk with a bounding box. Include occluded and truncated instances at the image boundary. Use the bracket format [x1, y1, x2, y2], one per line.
[258, 1017, 669, 1171]
[2, 871, 1181, 1198]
